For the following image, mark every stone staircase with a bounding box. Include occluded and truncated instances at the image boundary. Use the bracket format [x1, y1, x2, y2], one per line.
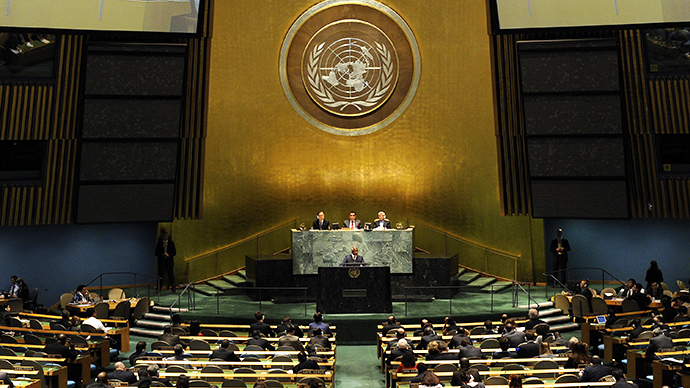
[130, 305, 189, 338]
[518, 300, 579, 333]
[193, 270, 251, 296]
[456, 267, 514, 293]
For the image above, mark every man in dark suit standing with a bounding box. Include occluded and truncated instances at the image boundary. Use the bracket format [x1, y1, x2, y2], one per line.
[343, 211, 361, 229]
[340, 246, 366, 266]
[373, 211, 391, 229]
[549, 228, 570, 285]
[155, 231, 177, 292]
[312, 211, 330, 230]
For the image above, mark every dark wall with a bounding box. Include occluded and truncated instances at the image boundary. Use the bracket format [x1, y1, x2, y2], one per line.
[543, 218, 690, 289]
[0, 222, 158, 307]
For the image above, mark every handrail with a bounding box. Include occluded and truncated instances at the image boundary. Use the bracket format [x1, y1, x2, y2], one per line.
[408, 218, 521, 259]
[185, 218, 297, 263]
[84, 271, 160, 304]
[170, 282, 195, 313]
[543, 273, 568, 299]
[544, 267, 626, 299]
[512, 281, 542, 310]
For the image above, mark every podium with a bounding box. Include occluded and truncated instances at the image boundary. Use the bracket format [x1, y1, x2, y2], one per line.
[317, 266, 392, 313]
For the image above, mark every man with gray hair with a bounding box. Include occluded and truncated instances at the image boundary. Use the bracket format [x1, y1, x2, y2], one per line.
[107, 361, 137, 384]
[525, 308, 546, 330]
[386, 338, 412, 366]
[144, 364, 172, 387]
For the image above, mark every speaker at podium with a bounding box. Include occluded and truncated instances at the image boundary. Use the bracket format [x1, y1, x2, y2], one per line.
[317, 266, 392, 313]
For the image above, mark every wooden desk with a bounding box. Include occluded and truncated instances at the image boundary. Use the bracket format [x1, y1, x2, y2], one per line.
[65, 298, 143, 314]
[159, 371, 333, 382]
[0, 346, 93, 381]
[653, 359, 683, 388]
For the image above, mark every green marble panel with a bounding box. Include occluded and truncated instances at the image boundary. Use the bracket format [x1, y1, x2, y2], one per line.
[292, 228, 413, 274]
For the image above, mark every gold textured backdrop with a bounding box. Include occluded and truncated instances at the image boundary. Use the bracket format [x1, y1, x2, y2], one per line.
[171, 0, 544, 281]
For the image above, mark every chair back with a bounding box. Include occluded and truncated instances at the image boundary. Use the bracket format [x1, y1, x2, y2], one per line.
[233, 367, 257, 382]
[29, 319, 43, 330]
[93, 302, 110, 320]
[9, 317, 24, 327]
[501, 363, 525, 371]
[189, 381, 211, 388]
[8, 297, 24, 313]
[661, 282, 670, 291]
[621, 298, 640, 313]
[165, 365, 187, 382]
[151, 340, 172, 350]
[221, 380, 247, 388]
[244, 345, 264, 352]
[480, 338, 500, 349]
[0, 347, 17, 356]
[433, 363, 457, 373]
[263, 380, 283, 388]
[1, 334, 19, 343]
[533, 359, 559, 378]
[638, 330, 654, 339]
[26, 288, 39, 310]
[469, 326, 485, 335]
[189, 339, 211, 351]
[591, 297, 608, 315]
[200, 329, 218, 337]
[677, 328, 690, 338]
[599, 375, 616, 382]
[600, 288, 617, 298]
[678, 280, 688, 291]
[267, 369, 291, 382]
[110, 300, 130, 320]
[23, 333, 44, 345]
[523, 378, 545, 385]
[571, 294, 590, 317]
[472, 363, 490, 371]
[21, 359, 46, 388]
[0, 359, 14, 370]
[219, 330, 237, 337]
[50, 322, 67, 331]
[60, 293, 74, 309]
[484, 376, 509, 385]
[553, 294, 570, 313]
[108, 288, 126, 300]
[200, 365, 224, 382]
[132, 297, 151, 320]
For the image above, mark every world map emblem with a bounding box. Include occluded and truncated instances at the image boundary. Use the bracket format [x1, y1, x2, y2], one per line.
[303, 21, 399, 117]
[280, 0, 421, 136]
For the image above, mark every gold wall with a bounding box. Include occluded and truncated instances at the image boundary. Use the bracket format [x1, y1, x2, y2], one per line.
[171, 0, 544, 281]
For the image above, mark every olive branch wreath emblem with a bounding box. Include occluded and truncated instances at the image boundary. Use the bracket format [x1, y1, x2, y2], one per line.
[306, 41, 394, 112]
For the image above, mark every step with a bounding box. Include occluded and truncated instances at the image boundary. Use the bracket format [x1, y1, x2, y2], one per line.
[136, 319, 170, 329]
[542, 315, 572, 325]
[458, 272, 480, 285]
[130, 327, 164, 338]
[538, 307, 564, 318]
[392, 295, 435, 303]
[221, 275, 251, 287]
[207, 279, 236, 291]
[481, 281, 513, 293]
[193, 284, 222, 296]
[151, 306, 189, 313]
[236, 270, 246, 280]
[142, 312, 173, 321]
[518, 301, 554, 309]
[549, 322, 579, 333]
[457, 268, 467, 276]
[467, 277, 496, 288]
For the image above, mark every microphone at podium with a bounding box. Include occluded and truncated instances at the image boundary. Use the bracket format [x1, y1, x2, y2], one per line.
[340, 246, 368, 267]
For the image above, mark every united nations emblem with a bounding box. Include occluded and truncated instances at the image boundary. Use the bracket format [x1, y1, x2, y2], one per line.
[303, 21, 398, 117]
[280, 0, 420, 135]
[348, 268, 361, 278]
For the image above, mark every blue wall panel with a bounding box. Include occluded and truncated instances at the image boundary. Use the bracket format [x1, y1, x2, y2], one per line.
[543, 218, 690, 288]
[0, 223, 158, 307]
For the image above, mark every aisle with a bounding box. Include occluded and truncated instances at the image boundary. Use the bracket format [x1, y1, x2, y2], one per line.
[334, 345, 384, 388]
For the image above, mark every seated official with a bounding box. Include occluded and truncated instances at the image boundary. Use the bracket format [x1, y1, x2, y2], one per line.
[209, 339, 240, 361]
[343, 211, 361, 229]
[83, 307, 107, 333]
[312, 211, 330, 230]
[340, 246, 367, 267]
[71, 284, 94, 304]
[373, 211, 391, 229]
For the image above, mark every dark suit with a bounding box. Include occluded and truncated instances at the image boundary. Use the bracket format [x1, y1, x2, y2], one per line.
[524, 318, 546, 330]
[457, 344, 484, 359]
[341, 254, 366, 266]
[611, 380, 639, 388]
[448, 333, 468, 349]
[247, 337, 274, 351]
[646, 334, 674, 359]
[278, 334, 305, 352]
[250, 321, 274, 337]
[516, 341, 539, 358]
[343, 219, 361, 229]
[209, 348, 240, 361]
[416, 333, 442, 350]
[381, 322, 402, 335]
[155, 237, 177, 289]
[312, 219, 330, 230]
[107, 369, 137, 384]
[158, 333, 187, 348]
[44, 342, 78, 360]
[549, 237, 570, 284]
[646, 287, 663, 300]
[276, 323, 303, 337]
[580, 364, 614, 382]
[386, 347, 413, 365]
[502, 330, 527, 348]
[309, 335, 331, 350]
[373, 219, 391, 229]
